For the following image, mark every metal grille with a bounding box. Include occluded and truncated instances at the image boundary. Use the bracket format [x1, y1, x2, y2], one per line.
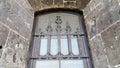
[29, 12, 92, 68]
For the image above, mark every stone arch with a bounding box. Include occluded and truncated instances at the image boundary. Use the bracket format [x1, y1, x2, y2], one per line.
[27, 0, 91, 11]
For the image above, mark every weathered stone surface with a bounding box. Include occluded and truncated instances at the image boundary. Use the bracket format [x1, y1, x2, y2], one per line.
[90, 35, 108, 68]
[0, 0, 34, 39]
[84, 0, 120, 38]
[0, 49, 2, 58]
[76, 0, 82, 9]
[0, 23, 9, 47]
[0, 0, 120, 68]
[101, 22, 120, 66]
[0, 23, 9, 58]
[54, 0, 63, 7]
[64, 1, 76, 8]
[28, 0, 90, 11]
[90, 18, 97, 38]
[0, 0, 9, 22]
[84, 0, 120, 68]
[96, 12, 113, 33]
[64, 0, 76, 1]
[27, 0, 36, 9]
[76, 0, 90, 9]
[0, 0, 33, 67]
[34, 0, 54, 10]
[110, 9, 120, 24]
[0, 31, 29, 68]
[41, 0, 53, 6]
[15, 0, 33, 15]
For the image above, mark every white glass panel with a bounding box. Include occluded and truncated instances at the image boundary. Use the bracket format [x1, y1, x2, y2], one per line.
[50, 36, 58, 55]
[36, 60, 59, 68]
[61, 60, 84, 68]
[40, 37, 47, 56]
[71, 36, 79, 55]
[61, 36, 69, 55]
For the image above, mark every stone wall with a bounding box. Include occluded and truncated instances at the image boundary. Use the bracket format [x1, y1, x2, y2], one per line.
[83, 0, 120, 68]
[0, 0, 120, 68]
[0, 0, 34, 68]
[28, 0, 90, 11]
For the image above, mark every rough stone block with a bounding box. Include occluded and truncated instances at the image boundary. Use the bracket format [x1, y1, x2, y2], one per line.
[41, 0, 53, 6]
[101, 22, 120, 66]
[108, 0, 119, 8]
[76, 0, 82, 9]
[64, 1, 76, 8]
[64, 0, 76, 1]
[0, 24, 9, 47]
[90, 36, 108, 68]
[84, 0, 120, 39]
[0, 0, 33, 39]
[28, 0, 90, 11]
[96, 12, 113, 33]
[35, 0, 41, 8]
[0, 0, 9, 22]
[0, 31, 29, 68]
[15, 0, 33, 15]
[27, 0, 36, 7]
[90, 19, 97, 38]
[109, 7, 120, 24]
[0, 24, 9, 58]
[54, 0, 63, 6]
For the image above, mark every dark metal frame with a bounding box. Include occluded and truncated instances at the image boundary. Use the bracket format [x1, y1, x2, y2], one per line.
[28, 8, 93, 68]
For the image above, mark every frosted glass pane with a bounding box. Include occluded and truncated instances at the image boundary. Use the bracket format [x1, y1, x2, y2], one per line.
[36, 13, 81, 34]
[40, 38, 47, 56]
[71, 36, 79, 55]
[61, 36, 69, 55]
[36, 60, 59, 68]
[50, 36, 58, 55]
[61, 60, 84, 68]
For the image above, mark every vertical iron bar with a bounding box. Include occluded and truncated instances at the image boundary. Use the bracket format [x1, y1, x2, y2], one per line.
[76, 34, 82, 57]
[82, 37, 88, 57]
[67, 33, 72, 55]
[47, 35, 51, 56]
[59, 59, 61, 68]
[37, 36, 41, 57]
[58, 36, 61, 55]
[78, 35, 86, 57]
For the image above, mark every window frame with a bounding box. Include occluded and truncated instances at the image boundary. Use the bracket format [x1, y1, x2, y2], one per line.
[28, 9, 93, 68]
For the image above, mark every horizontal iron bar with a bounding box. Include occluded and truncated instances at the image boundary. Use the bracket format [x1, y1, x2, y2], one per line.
[33, 33, 85, 37]
[30, 56, 89, 60]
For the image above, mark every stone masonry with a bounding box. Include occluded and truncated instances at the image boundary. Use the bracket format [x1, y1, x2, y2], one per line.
[0, 0, 120, 68]
[28, 0, 90, 11]
[84, 0, 120, 68]
[0, 0, 34, 68]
